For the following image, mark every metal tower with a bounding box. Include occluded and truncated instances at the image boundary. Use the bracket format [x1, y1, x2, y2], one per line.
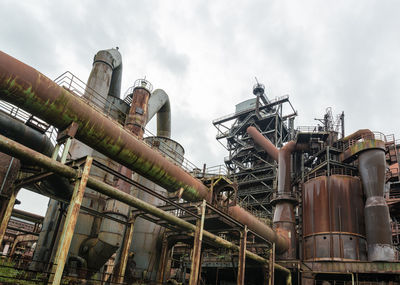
[213, 82, 297, 218]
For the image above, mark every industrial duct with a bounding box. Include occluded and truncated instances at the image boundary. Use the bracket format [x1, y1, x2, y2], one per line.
[87, 48, 122, 103]
[147, 89, 171, 138]
[247, 126, 307, 259]
[358, 147, 395, 261]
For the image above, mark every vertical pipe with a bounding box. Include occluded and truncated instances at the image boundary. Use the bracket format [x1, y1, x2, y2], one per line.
[268, 243, 275, 285]
[112, 84, 152, 277]
[49, 157, 92, 285]
[116, 215, 135, 283]
[0, 188, 17, 246]
[247, 126, 300, 258]
[156, 233, 169, 283]
[0, 157, 14, 194]
[189, 200, 206, 285]
[237, 225, 248, 285]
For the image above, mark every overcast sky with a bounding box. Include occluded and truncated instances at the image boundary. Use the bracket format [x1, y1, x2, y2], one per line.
[1, 0, 400, 215]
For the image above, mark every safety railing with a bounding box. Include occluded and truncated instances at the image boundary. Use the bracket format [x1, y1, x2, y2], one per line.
[2, 72, 203, 179]
[304, 167, 357, 182]
[342, 131, 386, 152]
[123, 78, 153, 101]
[212, 95, 289, 124]
[204, 164, 229, 177]
[0, 100, 60, 150]
[0, 100, 31, 122]
[54, 71, 129, 124]
[296, 125, 327, 133]
[143, 127, 200, 174]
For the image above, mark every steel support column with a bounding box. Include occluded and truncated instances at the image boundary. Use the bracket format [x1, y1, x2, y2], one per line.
[0, 188, 17, 246]
[269, 243, 275, 285]
[237, 225, 248, 285]
[157, 233, 169, 284]
[116, 214, 136, 284]
[189, 199, 206, 285]
[49, 157, 92, 285]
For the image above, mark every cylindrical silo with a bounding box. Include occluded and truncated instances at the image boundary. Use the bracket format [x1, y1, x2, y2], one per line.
[129, 136, 184, 281]
[302, 175, 367, 261]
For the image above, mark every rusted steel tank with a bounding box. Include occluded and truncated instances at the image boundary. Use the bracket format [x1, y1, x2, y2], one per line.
[302, 175, 367, 261]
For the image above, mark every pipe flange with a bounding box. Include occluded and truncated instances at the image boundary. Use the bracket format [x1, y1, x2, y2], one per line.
[270, 193, 299, 206]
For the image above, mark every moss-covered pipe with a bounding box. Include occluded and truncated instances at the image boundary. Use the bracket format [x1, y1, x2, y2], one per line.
[0, 50, 211, 202]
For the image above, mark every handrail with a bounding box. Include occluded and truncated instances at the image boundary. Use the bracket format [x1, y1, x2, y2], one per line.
[0, 100, 59, 148]
[54, 71, 129, 124]
[143, 127, 200, 174]
[342, 131, 386, 152]
[213, 95, 289, 124]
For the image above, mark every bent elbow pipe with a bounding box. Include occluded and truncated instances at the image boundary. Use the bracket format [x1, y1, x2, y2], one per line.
[88, 48, 123, 100]
[247, 126, 298, 194]
[148, 89, 171, 138]
[341, 129, 374, 142]
[247, 126, 279, 161]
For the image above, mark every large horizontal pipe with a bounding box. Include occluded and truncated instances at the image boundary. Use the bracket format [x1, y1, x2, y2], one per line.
[0, 51, 288, 253]
[0, 50, 210, 203]
[0, 133, 290, 273]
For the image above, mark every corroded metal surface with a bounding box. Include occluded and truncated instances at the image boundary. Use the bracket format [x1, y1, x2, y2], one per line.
[247, 126, 301, 258]
[0, 189, 17, 246]
[0, 50, 211, 203]
[301, 260, 400, 273]
[358, 149, 395, 261]
[49, 157, 92, 285]
[189, 200, 206, 285]
[125, 87, 150, 137]
[228, 204, 288, 253]
[0, 153, 20, 196]
[237, 225, 248, 285]
[115, 215, 135, 284]
[303, 175, 367, 261]
[341, 139, 386, 162]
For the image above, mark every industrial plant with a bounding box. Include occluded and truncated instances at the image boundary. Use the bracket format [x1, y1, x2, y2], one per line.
[0, 48, 399, 284]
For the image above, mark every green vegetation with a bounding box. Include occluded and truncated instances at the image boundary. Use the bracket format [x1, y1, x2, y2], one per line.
[0, 258, 46, 284]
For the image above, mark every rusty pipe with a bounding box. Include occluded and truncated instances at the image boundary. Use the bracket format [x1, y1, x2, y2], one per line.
[0, 51, 288, 253]
[247, 126, 279, 161]
[227, 205, 288, 252]
[247, 126, 306, 259]
[0, 50, 211, 203]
